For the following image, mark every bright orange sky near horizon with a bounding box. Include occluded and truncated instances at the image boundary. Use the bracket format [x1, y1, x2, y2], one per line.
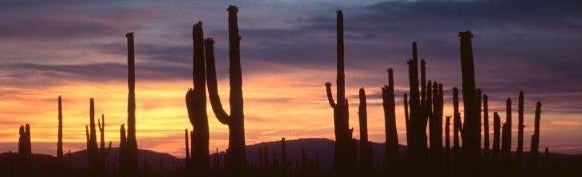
[1, 68, 580, 157]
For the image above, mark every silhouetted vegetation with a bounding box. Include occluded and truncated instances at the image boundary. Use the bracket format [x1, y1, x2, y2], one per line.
[1, 5, 581, 177]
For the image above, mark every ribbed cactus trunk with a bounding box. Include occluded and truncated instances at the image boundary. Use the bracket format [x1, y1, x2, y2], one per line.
[186, 22, 210, 172]
[459, 31, 481, 171]
[517, 91, 525, 162]
[483, 94, 490, 156]
[530, 102, 542, 161]
[358, 88, 373, 171]
[324, 10, 355, 173]
[57, 96, 64, 167]
[207, 5, 246, 172]
[125, 32, 138, 172]
[383, 69, 400, 174]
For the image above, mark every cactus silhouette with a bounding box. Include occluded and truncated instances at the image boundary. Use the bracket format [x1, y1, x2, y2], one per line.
[358, 88, 373, 171]
[502, 98, 512, 161]
[125, 32, 138, 173]
[57, 96, 64, 167]
[530, 102, 542, 162]
[324, 9, 356, 173]
[97, 114, 112, 173]
[517, 91, 525, 161]
[429, 81, 444, 163]
[383, 69, 400, 174]
[206, 5, 247, 172]
[406, 42, 429, 175]
[86, 98, 99, 169]
[185, 22, 210, 172]
[459, 31, 481, 171]
[18, 124, 32, 170]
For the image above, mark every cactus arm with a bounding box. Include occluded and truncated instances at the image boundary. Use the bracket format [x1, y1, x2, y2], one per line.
[325, 82, 337, 108]
[205, 38, 231, 125]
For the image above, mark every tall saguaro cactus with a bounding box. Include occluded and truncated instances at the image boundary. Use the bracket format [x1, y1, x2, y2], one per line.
[502, 98, 512, 159]
[324, 10, 355, 172]
[207, 5, 247, 172]
[57, 96, 64, 166]
[86, 98, 99, 169]
[358, 88, 373, 171]
[125, 32, 138, 172]
[530, 102, 542, 161]
[459, 31, 481, 168]
[517, 91, 525, 161]
[406, 42, 429, 166]
[383, 69, 400, 174]
[186, 22, 210, 171]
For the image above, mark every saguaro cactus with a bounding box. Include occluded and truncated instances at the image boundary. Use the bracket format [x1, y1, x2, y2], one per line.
[517, 91, 525, 161]
[406, 42, 429, 167]
[97, 114, 112, 172]
[206, 5, 247, 172]
[502, 98, 512, 159]
[57, 96, 64, 166]
[429, 82, 444, 161]
[18, 124, 32, 161]
[18, 124, 32, 168]
[459, 31, 480, 168]
[358, 88, 373, 171]
[186, 22, 210, 171]
[125, 32, 138, 172]
[324, 9, 355, 172]
[87, 98, 99, 169]
[530, 102, 542, 161]
[383, 69, 399, 173]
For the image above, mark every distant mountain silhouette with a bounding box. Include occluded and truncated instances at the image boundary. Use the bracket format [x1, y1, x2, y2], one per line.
[245, 138, 405, 170]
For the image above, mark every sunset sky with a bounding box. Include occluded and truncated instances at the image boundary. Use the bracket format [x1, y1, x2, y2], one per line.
[0, 0, 581, 157]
